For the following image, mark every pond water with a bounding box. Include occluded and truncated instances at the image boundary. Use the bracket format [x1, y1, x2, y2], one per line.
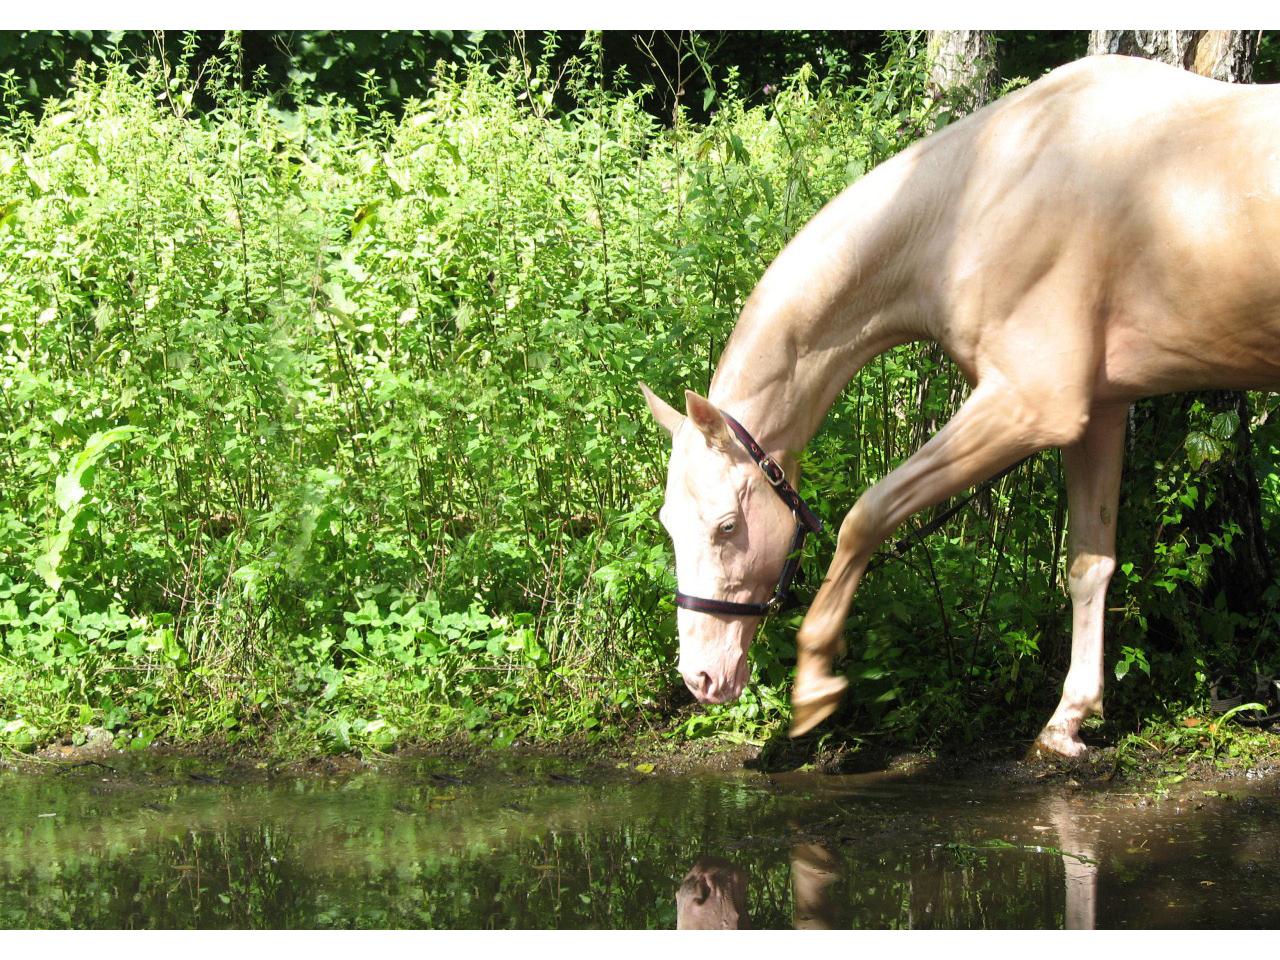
[1, 756, 1278, 928]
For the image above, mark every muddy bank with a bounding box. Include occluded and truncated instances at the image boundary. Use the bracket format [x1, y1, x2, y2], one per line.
[7, 723, 1280, 798]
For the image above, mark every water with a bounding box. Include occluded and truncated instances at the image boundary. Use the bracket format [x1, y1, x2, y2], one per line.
[1, 757, 1278, 928]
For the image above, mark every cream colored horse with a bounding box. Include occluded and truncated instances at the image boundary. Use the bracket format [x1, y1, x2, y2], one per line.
[643, 54, 1280, 756]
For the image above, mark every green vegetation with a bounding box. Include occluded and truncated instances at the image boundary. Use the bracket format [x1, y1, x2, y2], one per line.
[1112, 704, 1280, 791]
[0, 32, 1276, 757]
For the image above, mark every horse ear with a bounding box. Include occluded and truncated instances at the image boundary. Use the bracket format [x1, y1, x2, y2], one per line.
[639, 383, 683, 436]
[684, 390, 731, 449]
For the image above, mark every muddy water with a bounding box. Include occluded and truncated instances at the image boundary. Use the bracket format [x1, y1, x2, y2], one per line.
[1, 758, 1278, 928]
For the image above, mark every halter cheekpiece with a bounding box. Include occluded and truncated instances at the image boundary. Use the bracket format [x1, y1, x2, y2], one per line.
[673, 413, 824, 617]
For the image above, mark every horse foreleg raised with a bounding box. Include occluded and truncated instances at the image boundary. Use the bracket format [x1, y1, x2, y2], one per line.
[1032, 402, 1127, 759]
[791, 380, 1074, 736]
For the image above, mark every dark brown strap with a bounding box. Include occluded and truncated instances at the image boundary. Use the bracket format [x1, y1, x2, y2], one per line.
[721, 413, 823, 534]
[674, 414, 822, 618]
[675, 524, 809, 617]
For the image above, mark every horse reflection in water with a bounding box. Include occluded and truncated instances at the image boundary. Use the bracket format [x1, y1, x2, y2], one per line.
[675, 814, 1099, 930]
[675, 857, 751, 929]
[676, 845, 839, 930]
[1047, 798, 1100, 931]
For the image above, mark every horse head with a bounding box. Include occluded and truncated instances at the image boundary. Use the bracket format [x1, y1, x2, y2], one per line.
[641, 384, 806, 704]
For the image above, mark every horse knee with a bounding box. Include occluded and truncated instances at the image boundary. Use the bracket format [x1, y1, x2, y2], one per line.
[1045, 409, 1092, 448]
[1067, 553, 1116, 602]
[835, 496, 883, 564]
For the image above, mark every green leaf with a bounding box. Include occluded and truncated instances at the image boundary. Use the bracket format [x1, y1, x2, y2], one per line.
[36, 425, 139, 591]
[34, 531, 69, 592]
[1216, 701, 1267, 725]
[1209, 410, 1240, 441]
[54, 473, 87, 514]
[0, 199, 20, 228]
[323, 280, 357, 316]
[161, 629, 184, 664]
[1184, 431, 1223, 470]
[352, 200, 382, 235]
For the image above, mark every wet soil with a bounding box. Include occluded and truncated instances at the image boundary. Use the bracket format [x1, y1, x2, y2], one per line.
[13, 720, 1280, 789]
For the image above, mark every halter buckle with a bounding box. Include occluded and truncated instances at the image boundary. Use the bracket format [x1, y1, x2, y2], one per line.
[758, 457, 785, 487]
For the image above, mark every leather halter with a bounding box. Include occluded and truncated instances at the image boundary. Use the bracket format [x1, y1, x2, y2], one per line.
[674, 413, 824, 618]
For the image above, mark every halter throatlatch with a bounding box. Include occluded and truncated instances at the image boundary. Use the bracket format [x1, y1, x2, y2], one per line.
[674, 413, 824, 617]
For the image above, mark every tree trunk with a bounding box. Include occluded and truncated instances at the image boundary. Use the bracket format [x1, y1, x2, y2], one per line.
[1088, 30, 1273, 632]
[926, 31, 996, 115]
[1087, 30, 1258, 81]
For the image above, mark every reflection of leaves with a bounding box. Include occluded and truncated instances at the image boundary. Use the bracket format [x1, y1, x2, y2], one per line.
[0, 771, 1094, 929]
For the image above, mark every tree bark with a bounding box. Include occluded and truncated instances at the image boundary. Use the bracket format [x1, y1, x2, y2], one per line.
[1088, 30, 1273, 622]
[926, 31, 996, 115]
[1087, 30, 1258, 81]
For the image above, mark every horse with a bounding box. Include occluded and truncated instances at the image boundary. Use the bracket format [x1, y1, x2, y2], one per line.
[641, 54, 1280, 757]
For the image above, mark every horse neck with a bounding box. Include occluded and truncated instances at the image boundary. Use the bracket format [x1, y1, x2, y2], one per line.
[707, 155, 931, 459]
[708, 320, 912, 465]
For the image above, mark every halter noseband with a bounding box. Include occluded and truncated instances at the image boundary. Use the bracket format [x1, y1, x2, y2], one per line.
[674, 413, 824, 618]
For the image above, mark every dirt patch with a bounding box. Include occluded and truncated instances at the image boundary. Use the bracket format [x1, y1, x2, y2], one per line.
[6, 723, 1280, 796]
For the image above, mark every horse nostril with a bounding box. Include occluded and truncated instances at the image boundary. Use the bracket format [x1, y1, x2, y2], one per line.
[684, 671, 716, 702]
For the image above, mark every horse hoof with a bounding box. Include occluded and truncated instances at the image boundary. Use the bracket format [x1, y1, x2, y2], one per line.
[1026, 730, 1088, 762]
[789, 676, 848, 738]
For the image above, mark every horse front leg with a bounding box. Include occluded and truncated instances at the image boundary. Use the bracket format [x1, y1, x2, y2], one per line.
[791, 380, 1077, 735]
[1031, 402, 1128, 759]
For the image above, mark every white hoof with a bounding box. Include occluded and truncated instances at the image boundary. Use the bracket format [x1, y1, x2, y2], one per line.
[1029, 724, 1088, 760]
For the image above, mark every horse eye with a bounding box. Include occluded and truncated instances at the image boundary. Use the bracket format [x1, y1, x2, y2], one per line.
[719, 520, 736, 534]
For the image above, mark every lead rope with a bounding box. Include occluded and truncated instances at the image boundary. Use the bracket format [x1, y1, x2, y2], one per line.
[865, 454, 1033, 575]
